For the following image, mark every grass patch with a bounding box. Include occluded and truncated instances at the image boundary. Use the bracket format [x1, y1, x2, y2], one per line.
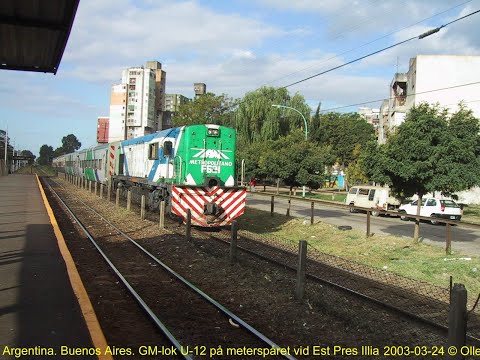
[459, 205, 480, 225]
[15, 165, 57, 176]
[237, 207, 480, 302]
[307, 193, 347, 202]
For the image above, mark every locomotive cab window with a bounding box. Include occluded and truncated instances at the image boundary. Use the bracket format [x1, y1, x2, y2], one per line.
[148, 143, 159, 160]
[163, 141, 173, 157]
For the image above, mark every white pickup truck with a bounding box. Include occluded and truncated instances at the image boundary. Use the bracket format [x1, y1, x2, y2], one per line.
[398, 198, 462, 224]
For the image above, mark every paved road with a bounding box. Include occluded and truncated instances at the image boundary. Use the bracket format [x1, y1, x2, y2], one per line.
[247, 192, 480, 256]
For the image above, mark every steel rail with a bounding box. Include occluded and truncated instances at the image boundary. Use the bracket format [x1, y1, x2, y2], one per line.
[45, 177, 297, 360]
[44, 179, 191, 360]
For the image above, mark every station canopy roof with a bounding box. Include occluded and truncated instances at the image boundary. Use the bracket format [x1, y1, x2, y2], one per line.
[0, 0, 79, 74]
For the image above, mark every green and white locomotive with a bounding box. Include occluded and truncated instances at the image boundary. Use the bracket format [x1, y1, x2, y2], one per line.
[53, 124, 246, 227]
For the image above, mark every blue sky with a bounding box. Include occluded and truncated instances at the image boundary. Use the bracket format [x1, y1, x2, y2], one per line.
[2, 0, 480, 155]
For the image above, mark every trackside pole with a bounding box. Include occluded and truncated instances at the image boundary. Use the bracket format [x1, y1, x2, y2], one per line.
[366, 210, 371, 237]
[127, 190, 132, 211]
[447, 283, 467, 359]
[230, 220, 238, 263]
[295, 240, 307, 300]
[116, 188, 120, 208]
[186, 209, 191, 241]
[446, 223, 452, 255]
[141, 194, 145, 220]
[270, 196, 274, 217]
[159, 201, 165, 229]
[310, 201, 314, 225]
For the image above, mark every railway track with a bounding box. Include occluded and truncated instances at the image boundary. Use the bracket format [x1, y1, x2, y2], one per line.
[44, 177, 297, 360]
[200, 227, 480, 343]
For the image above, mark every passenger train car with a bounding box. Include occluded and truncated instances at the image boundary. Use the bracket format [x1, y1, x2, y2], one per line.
[53, 124, 246, 227]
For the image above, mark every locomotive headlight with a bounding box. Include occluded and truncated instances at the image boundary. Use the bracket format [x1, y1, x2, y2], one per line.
[207, 128, 220, 136]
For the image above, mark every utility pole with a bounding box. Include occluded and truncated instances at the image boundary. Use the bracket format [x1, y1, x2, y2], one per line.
[4, 127, 8, 174]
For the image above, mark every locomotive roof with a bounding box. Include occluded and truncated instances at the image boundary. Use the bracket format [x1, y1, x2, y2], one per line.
[121, 127, 182, 146]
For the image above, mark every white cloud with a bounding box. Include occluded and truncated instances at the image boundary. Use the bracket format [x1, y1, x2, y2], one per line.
[63, 0, 282, 80]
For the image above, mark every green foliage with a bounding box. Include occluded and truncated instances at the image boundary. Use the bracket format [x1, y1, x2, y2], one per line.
[38, 144, 54, 165]
[433, 104, 480, 195]
[262, 130, 335, 189]
[53, 134, 82, 156]
[235, 86, 310, 144]
[313, 112, 375, 166]
[345, 162, 368, 187]
[363, 103, 480, 199]
[173, 93, 235, 127]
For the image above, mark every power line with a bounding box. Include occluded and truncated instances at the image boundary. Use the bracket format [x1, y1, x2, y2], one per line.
[283, 8, 480, 89]
[264, 0, 472, 87]
[227, 7, 480, 113]
[316, 80, 480, 113]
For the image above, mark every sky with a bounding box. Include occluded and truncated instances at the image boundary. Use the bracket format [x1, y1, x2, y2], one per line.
[2, 0, 480, 155]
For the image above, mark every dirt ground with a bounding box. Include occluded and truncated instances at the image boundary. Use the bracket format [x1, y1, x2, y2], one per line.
[44, 177, 449, 360]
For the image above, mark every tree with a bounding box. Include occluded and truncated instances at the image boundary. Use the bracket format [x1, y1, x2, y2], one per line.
[236, 140, 271, 181]
[21, 150, 36, 165]
[60, 134, 81, 154]
[432, 104, 480, 195]
[362, 103, 480, 242]
[38, 145, 54, 165]
[235, 86, 311, 144]
[345, 145, 369, 188]
[262, 130, 335, 190]
[314, 112, 375, 166]
[173, 93, 235, 127]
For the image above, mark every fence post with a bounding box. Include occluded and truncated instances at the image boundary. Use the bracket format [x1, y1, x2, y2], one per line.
[186, 209, 191, 241]
[446, 223, 452, 255]
[310, 201, 314, 225]
[116, 188, 120, 208]
[100, 184, 104, 199]
[89, 180, 92, 193]
[159, 201, 165, 229]
[94, 182, 98, 196]
[447, 283, 467, 359]
[286, 198, 291, 217]
[366, 210, 371, 237]
[295, 240, 307, 300]
[270, 195, 274, 217]
[230, 220, 238, 263]
[107, 182, 111, 202]
[127, 190, 132, 211]
[141, 194, 145, 220]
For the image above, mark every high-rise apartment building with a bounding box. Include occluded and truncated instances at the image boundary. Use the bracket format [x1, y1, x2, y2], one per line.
[163, 94, 191, 129]
[108, 61, 167, 142]
[194, 83, 206, 97]
[164, 94, 191, 112]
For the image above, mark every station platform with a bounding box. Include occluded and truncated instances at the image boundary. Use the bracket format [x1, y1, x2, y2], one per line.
[0, 174, 101, 358]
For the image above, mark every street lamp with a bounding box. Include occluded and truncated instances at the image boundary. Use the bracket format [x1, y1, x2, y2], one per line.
[271, 104, 308, 197]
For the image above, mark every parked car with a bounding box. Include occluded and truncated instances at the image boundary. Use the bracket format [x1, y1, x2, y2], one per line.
[398, 198, 462, 224]
[345, 185, 400, 216]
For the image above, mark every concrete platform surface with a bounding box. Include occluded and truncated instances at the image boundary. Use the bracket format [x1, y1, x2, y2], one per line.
[0, 174, 95, 358]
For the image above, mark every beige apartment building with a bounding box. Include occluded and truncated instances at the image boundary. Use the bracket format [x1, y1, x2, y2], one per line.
[108, 61, 167, 142]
